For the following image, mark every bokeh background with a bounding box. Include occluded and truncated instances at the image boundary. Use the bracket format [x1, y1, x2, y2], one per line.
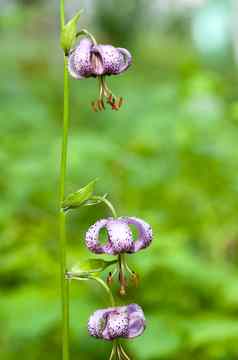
[1, 0, 238, 359]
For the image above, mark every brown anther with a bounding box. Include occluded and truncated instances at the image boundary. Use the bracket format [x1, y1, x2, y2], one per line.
[110, 98, 119, 110]
[119, 285, 126, 296]
[108, 94, 113, 104]
[111, 101, 119, 111]
[107, 272, 113, 286]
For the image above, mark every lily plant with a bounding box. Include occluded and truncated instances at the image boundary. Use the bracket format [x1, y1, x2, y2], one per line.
[58, 2, 153, 360]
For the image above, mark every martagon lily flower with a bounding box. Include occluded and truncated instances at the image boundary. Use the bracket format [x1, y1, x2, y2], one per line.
[68, 37, 132, 111]
[88, 304, 145, 360]
[85, 217, 152, 294]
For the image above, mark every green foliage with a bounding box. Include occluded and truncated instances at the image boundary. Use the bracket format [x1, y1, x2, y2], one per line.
[68, 259, 117, 278]
[1, 2, 238, 360]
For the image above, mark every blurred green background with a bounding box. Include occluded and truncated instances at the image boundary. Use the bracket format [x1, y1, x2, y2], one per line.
[1, 0, 238, 359]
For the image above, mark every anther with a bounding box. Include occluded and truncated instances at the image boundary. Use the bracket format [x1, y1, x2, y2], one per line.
[107, 272, 113, 286]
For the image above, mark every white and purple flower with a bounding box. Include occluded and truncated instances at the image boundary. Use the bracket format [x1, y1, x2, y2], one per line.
[68, 37, 132, 111]
[85, 216, 152, 295]
[85, 217, 152, 255]
[88, 304, 146, 341]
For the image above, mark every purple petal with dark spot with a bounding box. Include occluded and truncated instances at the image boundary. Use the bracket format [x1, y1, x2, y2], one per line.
[68, 38, 94, 79]
[91, 45, 132, 75]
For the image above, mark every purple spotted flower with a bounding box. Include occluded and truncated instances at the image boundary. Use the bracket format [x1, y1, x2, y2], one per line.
[85, 217, 152, 295]
[88, 304, 146, 340]
[85, 217, 152, 255]
[68, 37, 132, 111]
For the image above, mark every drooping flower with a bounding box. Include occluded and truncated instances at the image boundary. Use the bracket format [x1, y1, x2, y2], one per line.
[68, 37, 132, 111]
[88, 304, 146, 340]
[85, 216, 152, 295]
[85, 217, 152, 255]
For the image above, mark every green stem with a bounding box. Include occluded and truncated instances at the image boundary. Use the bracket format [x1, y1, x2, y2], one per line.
[59, 210, 70, 360]
[91, 277, 116, 307]
[91, 195, 117, 218]
[76, 29, 97, 45]
[60, 0, 65, 29]
[60, 1, 70, 359]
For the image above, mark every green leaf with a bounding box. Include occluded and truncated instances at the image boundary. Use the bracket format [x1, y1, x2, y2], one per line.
[62, 179, 97, 211]
[60, 9, 84, 54]
[68, 259, 117, 279]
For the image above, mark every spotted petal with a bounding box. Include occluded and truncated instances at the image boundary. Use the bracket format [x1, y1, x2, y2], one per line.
[68, 38, 94, 79]
[107, 309, 129, 339]
[91, 45, 132, 75]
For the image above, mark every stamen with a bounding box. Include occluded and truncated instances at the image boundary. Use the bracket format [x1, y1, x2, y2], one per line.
[123, 258, 138, 286]
[97, 99, 104, 111]
[119, 345, 131, 360]
[109, 344, 116, 360]
[117, 345, 123, 360]
[101, 99, 105, 110]
[92, 75, 124, 111]
[131, 271, 139, 287]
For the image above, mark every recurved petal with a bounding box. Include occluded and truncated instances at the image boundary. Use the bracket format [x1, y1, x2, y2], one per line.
[127, 304, 146, 338]
[88, 308, 112, 338]
[117, 48, 132, 73]
[121, 217, 153, 252]
[68, 37, 94, 79]
[85, 218, 112, 254]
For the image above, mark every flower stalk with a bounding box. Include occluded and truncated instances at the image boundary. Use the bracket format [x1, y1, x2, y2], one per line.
[91, 276, 115, 307]
[91, 195, 117, 218]
[59, 1, 70, 359]
[57, 4, 149, 360]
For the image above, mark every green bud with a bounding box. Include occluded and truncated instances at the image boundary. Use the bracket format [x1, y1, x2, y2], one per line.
[60, 9, 83, 54]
